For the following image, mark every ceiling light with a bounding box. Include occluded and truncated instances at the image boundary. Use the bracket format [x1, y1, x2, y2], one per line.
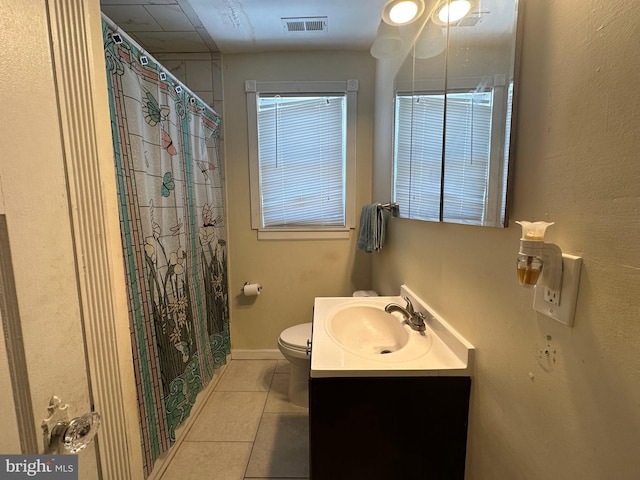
[433, 0, 474, 25]
[382, 0, 426, 26]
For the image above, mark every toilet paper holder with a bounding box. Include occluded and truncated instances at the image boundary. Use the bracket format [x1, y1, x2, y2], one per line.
[41, 396, 101, 454]
[241, 282, 262, 296]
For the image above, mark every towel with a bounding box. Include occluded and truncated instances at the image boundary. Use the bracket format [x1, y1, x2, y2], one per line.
[357, 203, 387, 253]
[390, 203, 400, 217]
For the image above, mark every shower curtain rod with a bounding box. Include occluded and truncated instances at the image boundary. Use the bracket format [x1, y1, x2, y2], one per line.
[101, 12, 219, 117]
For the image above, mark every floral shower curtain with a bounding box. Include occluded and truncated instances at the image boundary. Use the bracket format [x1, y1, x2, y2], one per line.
[102, 19, 230, 476]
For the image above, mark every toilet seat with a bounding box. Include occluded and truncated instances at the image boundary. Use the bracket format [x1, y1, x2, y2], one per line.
[279, 322, 312, 351]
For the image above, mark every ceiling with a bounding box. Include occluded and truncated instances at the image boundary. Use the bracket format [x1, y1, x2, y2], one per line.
[100, 0, 389, 55]
[100, 0, 515, 58]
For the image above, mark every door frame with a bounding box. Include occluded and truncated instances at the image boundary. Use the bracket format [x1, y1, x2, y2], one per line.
[46, 0, 143, 478]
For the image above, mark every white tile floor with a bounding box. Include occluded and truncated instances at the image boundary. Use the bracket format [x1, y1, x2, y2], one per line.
[158, 359, 309, 480]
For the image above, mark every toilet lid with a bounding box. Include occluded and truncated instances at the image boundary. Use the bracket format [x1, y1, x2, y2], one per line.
[280, 322, 313, 349]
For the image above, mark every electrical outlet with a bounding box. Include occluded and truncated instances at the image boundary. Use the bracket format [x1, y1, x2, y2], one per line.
[533, 254, 582, 326]
[543, 287, 560, 306]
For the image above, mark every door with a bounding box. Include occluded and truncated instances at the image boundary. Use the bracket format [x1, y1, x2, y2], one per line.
[0, 0, 142, 478]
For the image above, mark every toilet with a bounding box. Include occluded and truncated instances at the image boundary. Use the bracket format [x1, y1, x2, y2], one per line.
[278, 322, 313, 407]
[277, 290, 378, 407]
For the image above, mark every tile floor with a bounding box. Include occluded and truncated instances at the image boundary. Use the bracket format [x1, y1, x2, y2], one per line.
[159, 359, 309, 480]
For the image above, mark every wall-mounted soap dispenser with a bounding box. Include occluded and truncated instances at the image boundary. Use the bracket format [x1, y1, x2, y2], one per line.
[516, 221, 582, 326]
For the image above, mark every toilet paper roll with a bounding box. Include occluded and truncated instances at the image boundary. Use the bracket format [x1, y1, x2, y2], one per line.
[243, 283, 262, 296]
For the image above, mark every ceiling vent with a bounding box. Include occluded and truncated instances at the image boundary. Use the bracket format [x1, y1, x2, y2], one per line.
[281, 17, 328, 33]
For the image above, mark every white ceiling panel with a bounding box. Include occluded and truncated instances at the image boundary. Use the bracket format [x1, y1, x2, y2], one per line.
[145, 4, 196, 31]
[101, 5, 162, 31]
[132, 31, 211, 52]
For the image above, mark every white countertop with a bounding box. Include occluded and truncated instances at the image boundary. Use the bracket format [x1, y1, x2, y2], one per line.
[310, 285, 475, 378]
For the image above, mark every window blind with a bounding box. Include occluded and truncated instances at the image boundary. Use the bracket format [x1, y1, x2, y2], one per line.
[257, 95, 346, 227]
[394, 91, 493, 223]
[394, 94, 443, 221]
[442, 92, 493, 224]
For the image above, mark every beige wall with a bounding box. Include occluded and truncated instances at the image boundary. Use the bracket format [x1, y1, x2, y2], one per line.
[372, 0, 640, 478]
[222, 52, 375, 350]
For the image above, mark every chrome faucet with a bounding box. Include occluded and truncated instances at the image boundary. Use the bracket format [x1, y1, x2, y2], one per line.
[384, 296, 427, 332]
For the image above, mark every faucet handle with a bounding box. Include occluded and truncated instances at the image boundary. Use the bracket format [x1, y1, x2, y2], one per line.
[403, 296, 415, 314]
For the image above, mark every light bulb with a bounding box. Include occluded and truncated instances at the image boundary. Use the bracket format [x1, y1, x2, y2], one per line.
[382, 0, 425, 26]
[390, 1, 419, 24]
[438, 0, 472, 24]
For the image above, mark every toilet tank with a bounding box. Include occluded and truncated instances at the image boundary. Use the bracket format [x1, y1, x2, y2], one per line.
[352, 290, 378, 297]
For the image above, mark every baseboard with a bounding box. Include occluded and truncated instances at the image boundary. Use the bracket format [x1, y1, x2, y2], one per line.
[231, 349, 284, 360]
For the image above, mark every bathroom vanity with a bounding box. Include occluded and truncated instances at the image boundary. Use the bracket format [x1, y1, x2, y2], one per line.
[309, 376, 470, 479]
[309, 286, 474, 479]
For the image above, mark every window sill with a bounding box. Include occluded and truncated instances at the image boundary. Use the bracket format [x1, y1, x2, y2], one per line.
[257, 228, 352, 240]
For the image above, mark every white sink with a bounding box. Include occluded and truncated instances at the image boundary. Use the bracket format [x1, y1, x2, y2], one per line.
[325, 304, 435, 362]
[326, 305, 409, 356]
[311, 285, 475, 378]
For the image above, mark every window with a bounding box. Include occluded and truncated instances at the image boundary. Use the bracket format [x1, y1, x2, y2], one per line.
[258, 95, 345, 227]
[393, 85, 511, 226]
[394, 93, 445, 222]
[246, 80, 357, 239]
[442, 91, 493, 223]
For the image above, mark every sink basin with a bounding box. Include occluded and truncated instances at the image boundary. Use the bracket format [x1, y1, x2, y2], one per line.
[326, 306, 409, 356]
[323, 302, 433, 362]
[311, 286, 475, 377]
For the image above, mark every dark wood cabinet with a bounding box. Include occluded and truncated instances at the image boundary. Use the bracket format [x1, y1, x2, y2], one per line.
[309, 376, 471, 480]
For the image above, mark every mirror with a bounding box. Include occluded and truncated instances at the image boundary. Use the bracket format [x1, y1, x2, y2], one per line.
[392, 0, 520, 227]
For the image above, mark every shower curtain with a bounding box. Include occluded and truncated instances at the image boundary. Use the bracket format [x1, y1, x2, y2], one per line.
[102, 19, 230, 476]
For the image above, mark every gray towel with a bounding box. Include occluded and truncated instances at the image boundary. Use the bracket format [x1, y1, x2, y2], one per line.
[376, 206, 386, 249]
[357, 203, 387, 253]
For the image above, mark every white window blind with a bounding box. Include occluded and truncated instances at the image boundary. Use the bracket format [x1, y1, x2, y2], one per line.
[442, 92, 493, 224]
[394, 94, 443, 221]
[257, 95, 346, 228]
[394, 91, 493, 223]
